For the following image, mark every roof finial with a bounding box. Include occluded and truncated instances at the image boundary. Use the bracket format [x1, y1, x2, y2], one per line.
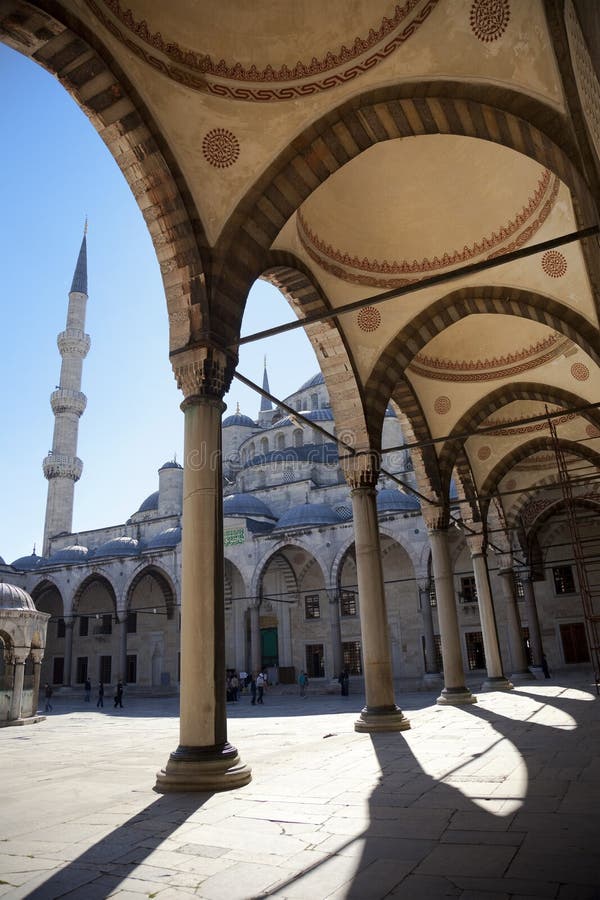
[32, 543, 36, 555]
[173, 451, 177, 463]
[84, 216, 88, 236]
[236, 402, 240, 414]
[264, 355, 267, 369]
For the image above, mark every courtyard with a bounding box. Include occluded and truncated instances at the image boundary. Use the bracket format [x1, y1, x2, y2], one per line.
[1, 676, 599, 899]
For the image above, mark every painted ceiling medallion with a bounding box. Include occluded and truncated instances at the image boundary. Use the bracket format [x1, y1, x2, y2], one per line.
[357, 307, 381, 332]
[202, 128, 240, 168]
[541, 250, 568, 278]
[433, 396, 451, 415]
[470, 0, 510, 43]
[297, 171, 558, 289]
[571, 362, 590, 382]
[477, 446, 491, 460]
[505, 479, 517, 490]
[410, 333, 571, 384]
[88, 0, 440, 100]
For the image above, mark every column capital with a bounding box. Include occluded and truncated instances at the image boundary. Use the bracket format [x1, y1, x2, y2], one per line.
[465, 532, 486, 557]
[495, 552, 514, 574]
[340, 450, 380, 490]
[12, 649, 29, 665]
[421, 500, 449, 532]
[30, 649, 44, 664]
[171, 345, 235, 402]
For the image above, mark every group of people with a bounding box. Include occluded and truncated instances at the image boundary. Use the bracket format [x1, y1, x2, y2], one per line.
[226, 670, 268, 705]
[42, 679, 124, 712]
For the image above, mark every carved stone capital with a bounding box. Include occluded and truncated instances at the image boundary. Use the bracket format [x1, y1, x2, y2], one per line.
[30, 649, 44, 665]
[495, 552, 513, 574]
[339, 450, 380, 490]
[466, 531, 485, 557]
[420, 499, 449, 532]
[171, 345, 235, 402]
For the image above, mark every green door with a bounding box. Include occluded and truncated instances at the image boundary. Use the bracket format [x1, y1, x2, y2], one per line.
[261, 627, 278, 667]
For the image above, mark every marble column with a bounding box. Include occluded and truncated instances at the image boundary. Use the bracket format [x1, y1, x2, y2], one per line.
[250, 603, 261, 675]
[155, 347, 251, 792]
[418, 578, 442, 688]
[466, 536, 512, 692]
[63, 618, 74, 686]
[498, 565, 534, 682]
[521, 569, 543, 669]
[31, 649, 44, 716]
[328, 589, 343, 678]
[117, 615, 127, 682]
[427, 524, 476, 705]
[9, 651, 27, 721]
[343, 452, 410, 732]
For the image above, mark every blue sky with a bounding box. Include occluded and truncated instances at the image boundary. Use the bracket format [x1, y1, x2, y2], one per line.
[0, 44, 316, 564]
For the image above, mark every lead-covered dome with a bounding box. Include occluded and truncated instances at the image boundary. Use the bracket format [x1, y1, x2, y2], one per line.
[223, 493, 276, 520]
[159, 460, 183, 470]
[137, 491, 159, 513]
[10, 552, 44, 571]
[223, 411, 256, 428]
[276, 502, 339, 530]
[298, 372, 325, 391]
[94, 536, 140, 558]
[376, 488, 420, 513]
[47, 545, 89, 565]
[145, 526, 182, 549]
[0, 583, 36, 610]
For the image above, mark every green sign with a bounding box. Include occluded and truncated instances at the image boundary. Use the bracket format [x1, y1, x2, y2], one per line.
[224, 527, 245, 546]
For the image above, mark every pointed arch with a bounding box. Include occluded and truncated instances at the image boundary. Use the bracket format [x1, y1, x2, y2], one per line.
[125, 565, 177, 620]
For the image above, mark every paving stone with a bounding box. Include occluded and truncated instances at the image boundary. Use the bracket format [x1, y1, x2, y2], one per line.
[415, 843, 517, 878]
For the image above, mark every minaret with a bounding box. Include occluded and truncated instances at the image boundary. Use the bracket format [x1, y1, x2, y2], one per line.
[257, 356, 274, 426]
[42, 225, 90, 555]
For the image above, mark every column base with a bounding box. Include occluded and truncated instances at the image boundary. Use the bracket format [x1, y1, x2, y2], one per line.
[354, 705, 411, 733]
[479, 676, 514, 692]
[154, 742, 252, 793]
[436, 686, 477, 705]
[422, 672, 444, 690]
[509, 670, 537, 684]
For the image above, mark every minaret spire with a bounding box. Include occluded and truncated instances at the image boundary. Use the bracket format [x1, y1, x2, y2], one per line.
[260, 356, 273, 412]
[42, 225, 91, 556]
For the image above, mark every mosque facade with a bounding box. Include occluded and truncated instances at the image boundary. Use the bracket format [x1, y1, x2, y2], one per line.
[0, 235, 594, 701]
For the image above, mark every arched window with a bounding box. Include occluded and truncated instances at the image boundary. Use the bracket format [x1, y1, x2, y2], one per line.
[248, 442, 255, 459]
[313, 428, 323, 445]
[311, 393, 319, 410]
[261, 437, 269, 455]
[276, 432, 285, 450]
[293, 428, 303, 448]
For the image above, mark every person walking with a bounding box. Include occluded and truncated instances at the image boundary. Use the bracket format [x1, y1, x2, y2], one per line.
[84, 678, 91, 702]
[542, 654, 551, 679]
[230, 673, 239, 702]
[44, 683, 53, 712]
[256, 671, 265, 704]
[114, 680, 124, 708]
[339, 669, 350, 696]
[298, 670, 309, 698]
[96, 682, 104, 708]
[250, 673, 257, 705]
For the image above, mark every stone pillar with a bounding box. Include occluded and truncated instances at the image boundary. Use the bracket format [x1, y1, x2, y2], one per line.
[498, 565, 534, 683]
[466, 535, 512, 692]
[9, 651, 27, 721]
[155, 346, 251, 792]
[521, 569, 543, 669]
[63, 618, 74, 686]
[250, 603, 261, 675]
[328, 588, 343, 678]
[342, 452, 410, 732]
[118, 615, 127, 682]
[31, 649, 44, 716]
[418, 577, 442, 689]
[425, 516, 476, 705]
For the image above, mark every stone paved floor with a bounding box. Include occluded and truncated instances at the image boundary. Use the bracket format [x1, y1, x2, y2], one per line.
[1, 676, 599, 899]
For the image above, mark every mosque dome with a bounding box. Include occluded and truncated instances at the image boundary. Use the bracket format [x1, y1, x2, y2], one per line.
[223, 493, 276, 520]
[276, 502, 340, 530]
[145, 527, 182, 549]
[376, 488, 420, 514]
[10, 552, 44, 571]
[159, 460, 183, 471]
[223, 411, 256, 428]
[0, 556, 5, 566]
[0, 583, 36, 611]
[47, 545, 89, 565]
[137, 491, 159, 513]
[298, 372, 325, 391]
[94, 536, 140, 558]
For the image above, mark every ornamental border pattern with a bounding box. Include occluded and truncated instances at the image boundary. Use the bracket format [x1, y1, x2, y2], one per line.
[296, 171, 558, 288]
[408, 343, 569, 383]
[87, 0, 440, 101]
[414, 332, 565, 372]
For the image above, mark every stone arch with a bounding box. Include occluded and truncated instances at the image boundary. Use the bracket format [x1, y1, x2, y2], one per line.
[0, 2, 211, 352]
[480, 437, 600, 506]
[211, 81, 599, 348]
[438, 381, 600, 491]
[72, 573, 117, 618]
[125, 565, 177, 621]
[30, 578, 64, 617]
[528, 496, 600, 544]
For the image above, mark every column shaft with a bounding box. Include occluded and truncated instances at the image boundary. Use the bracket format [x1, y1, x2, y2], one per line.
[499, 570, 531, 678]
[9, 659, 26, 721]
[63, 621, 74, 686]
[250, 605, 261, 675]
[471, 553, 512, 690]
[522, 577, 543, 667]
[118, 618, 127, 682]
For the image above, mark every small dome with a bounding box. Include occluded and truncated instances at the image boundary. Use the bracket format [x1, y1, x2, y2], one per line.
[159, 460, 183, 470]
[0, 583, 36, 610]
[223, 493, 276, 520]
[298, 372, 325, 391]
[137, 491, 159, 513]
[145, 526, 181, 549]
[223, 412, 256, 428]
[10, 552, 44, 571]
[94, 537, 140, 558]
[276, 502, 339, 530]
[48, 545, 89, 565]
[376, 488, 420, 514]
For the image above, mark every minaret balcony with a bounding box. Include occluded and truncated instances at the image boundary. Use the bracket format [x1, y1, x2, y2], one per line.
[42, 453, 83, 482]
[57, 329, 91, 358]
[50, 388, 87, 417]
